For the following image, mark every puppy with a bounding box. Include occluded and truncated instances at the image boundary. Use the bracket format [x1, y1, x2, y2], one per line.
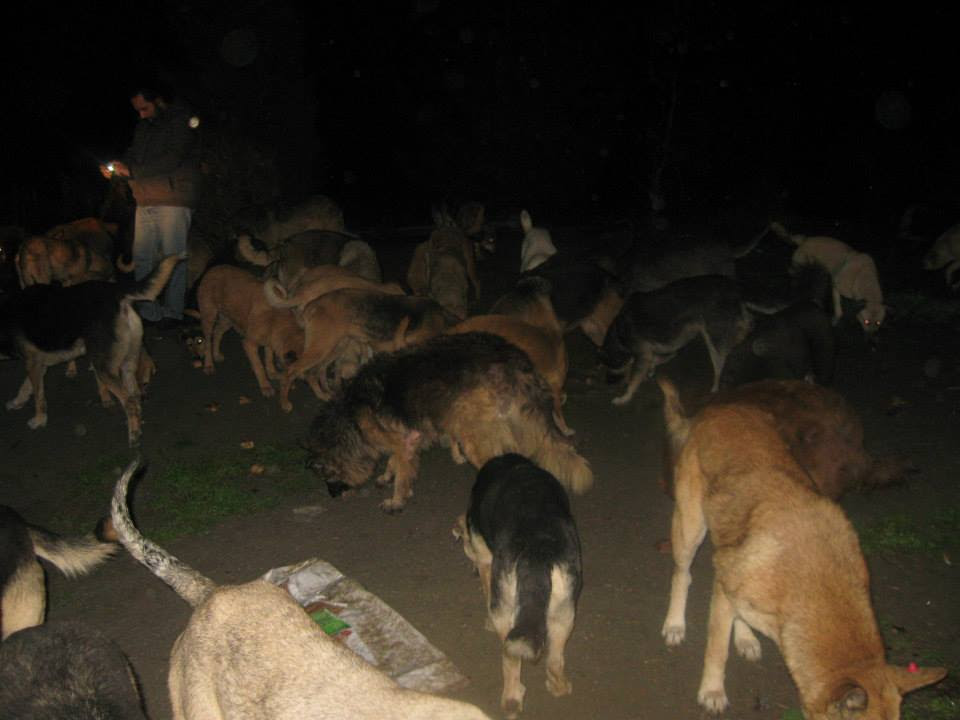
[660, 396, 946, 717]
[770, 222, 886, 334]
[304, 332, 593, 513]
[109, 459, 492, 720]
[922, 221, 960, 288]
[1, 255, 181, 446]
[598, 275, 755, 404]
[406, 208, 480, 319]
[1, 506, 116, 640]
[519, 210, 556, 272]
[15, 217, 117, 288]
[278, 287, 456, 412]
[193, 265, 319, 403]
[0, 621, 145, 719]
[454, 454, 582, 719]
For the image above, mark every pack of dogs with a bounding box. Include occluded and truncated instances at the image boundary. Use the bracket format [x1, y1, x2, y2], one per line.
[0, 199, 951, 719]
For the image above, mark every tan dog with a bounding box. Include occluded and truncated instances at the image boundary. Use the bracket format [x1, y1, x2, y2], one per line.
[279, 288, 455, 412]
[244, 194, 345, 248]
[15, 217, 117, 288]
[193, 265, 320, 403]
[922, 221, 960, 288]
[406, 209, 480, 319]
[770, 222, 886, 334]
[264, 263, 405, 314]
[660, 391, 946, 717]
[109, 459, 492, 720]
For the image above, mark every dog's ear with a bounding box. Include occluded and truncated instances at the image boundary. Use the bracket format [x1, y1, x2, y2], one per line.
[826, 683, 867, 718]
[887, 663, 947, 695]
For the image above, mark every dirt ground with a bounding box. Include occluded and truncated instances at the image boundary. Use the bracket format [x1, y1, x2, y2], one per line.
[1, 225, 958, 720]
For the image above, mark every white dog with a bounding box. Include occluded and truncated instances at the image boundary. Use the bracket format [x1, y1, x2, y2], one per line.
[923, 222, 960, 288]
[770, 222, 885, 334]
[519, 210, 557, 272]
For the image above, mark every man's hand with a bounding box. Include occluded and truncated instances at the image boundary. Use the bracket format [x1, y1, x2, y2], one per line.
[99, 161, 131, 179]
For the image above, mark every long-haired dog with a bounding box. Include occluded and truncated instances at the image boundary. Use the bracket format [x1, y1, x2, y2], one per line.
[406, 208, 480, 319]
[0, 621, 146, 719]
[304, 332, 593, 513]
[1, 255, 181, 446]
[659, 394, 945, 717]
[278, 287, 456, 412]
[1, 506, 116, 640]
[109, 459, 492, 720]
[599, 275, 757, 404]
[453, 454, 582, 719]
[15, 217, 117, 288]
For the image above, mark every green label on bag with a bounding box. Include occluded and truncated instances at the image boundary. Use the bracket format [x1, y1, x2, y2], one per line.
[310, 609, 351, 636]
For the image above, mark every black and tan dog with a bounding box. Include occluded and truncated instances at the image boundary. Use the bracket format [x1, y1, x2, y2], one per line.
[305, 332, 593, 513]
[1, 255, 180, 446]
[15, 217, 117, 288]
[659, 389, 945, 717]
[1, 506, 116, 640]
[109, 458, 492, 720]
[0, 621, 146, 719]
[453, 454, 582, 719]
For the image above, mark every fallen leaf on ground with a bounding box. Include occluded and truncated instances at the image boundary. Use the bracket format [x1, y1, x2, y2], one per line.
[249, 463, 266, 475]
[238, 395, 252, 405]
[205, 402, 219, 413]
[240, 440, 255, 449]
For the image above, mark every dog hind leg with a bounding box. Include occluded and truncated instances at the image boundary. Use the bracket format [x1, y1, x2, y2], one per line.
[697, 579, 735, 713]
[1, 559, 45, 639]
[26, 358, 49, 429]
[544, 568, 576, 697]
[241, 338, 275, 397]
[6, 375, 34, 411]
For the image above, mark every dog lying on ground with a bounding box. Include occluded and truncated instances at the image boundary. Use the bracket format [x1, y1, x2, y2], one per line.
[406, 208, 480, 319]
[453, 454, 581, 719]
[15, 217, 117, 288]
[456, 278, 573, 435]
[770, 221, 886, 334]
[108, 458, 492, 720]
[599, 275, 759, 404]
[0, 621, 146, 719]
[657, 376, 909, 502]
[278, 288, 457, 412]
[659, 391, 946, 717]
[519, 210, 556, 272]
[1, 255, 180, 445]
[1, 505, 116, 640]
[190, 264, 321, 404]
[922, 221, 960, 288]
[305, 332, 593, 513]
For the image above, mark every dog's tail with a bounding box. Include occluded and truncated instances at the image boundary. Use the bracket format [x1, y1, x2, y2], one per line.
[263, 277, 298, 308]
[123, 254, 184, 303]
[236, 234, 270, 266]
[655, 375, 691, 456]
[28, 524, 117, 578]
[109, 458, 216, 608]
[531, 432, 593, 495]
[768, 221, 804, 246]
[504, 555, 552, 661]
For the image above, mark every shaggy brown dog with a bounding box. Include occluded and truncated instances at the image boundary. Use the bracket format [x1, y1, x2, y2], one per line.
[278, 288, 456, 412]
[406, 209, 480, 319]
[304, 332, 593, 513]
[660, 397, 946, 717]
[15, 217, 117, 288]
[193, 265, 320, 404]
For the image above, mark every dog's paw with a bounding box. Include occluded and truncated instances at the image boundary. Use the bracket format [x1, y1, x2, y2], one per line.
[734, 623, 762, 661]
[662, 622, 686, 646]
[27, 414, 48, 430]
[697, 688, 729, 714]
[501, 685, 525, 720]
[611, 394, 631, 406]
[375, 470, 394, 487]
[6, 398, 25, 411]
[379, 498, 406, 514]
[202, 364, 215, 375]
[259, 384, 275, 398]
[546, 672, 573, 697]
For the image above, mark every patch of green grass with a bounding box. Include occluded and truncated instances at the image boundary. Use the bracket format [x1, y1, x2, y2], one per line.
[903, 694, 958, 720]
[858, 508, 960, 556]
[51, 445, 317, 541]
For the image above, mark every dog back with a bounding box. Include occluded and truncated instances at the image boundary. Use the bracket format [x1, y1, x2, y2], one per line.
[466, 454, 581, 660]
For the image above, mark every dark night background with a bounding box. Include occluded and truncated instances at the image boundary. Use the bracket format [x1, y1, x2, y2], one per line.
[3, 1, 960, 246]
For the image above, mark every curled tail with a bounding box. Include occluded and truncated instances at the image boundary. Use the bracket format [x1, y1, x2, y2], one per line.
[532, 433, 593, 495]
[110, 458, 216, 608]
[237, 234, 271, 266]
[124, 254, 184, 303]
[504, 556, 549, 661]
[263, 277, 298, 309]
[28, 527, 116, 578]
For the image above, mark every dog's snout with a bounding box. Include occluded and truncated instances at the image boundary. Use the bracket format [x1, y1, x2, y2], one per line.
[325, 479, 350, 498]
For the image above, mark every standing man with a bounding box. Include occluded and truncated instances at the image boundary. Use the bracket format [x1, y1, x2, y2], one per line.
[101, 87, 198, 325]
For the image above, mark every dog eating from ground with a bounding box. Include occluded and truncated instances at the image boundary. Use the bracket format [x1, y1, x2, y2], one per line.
[108, 458, 492, 720]
[598, 275, 756, 404]
[1, 505, 116, 640]
[0, 255, 181, 445]
[305, 332, 593, 513]
[406, 208, 481, 319]
[658, 389, 945, 717]
[770, 222, 886, 335]
[453, 454, 582, 719]
[922, 221, 960, 288]
[518, 210, 557, 272]
[0, 620, 146, 719]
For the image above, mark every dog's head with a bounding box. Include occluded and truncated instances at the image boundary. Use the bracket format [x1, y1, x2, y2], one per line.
[805, 663, 945, 720]
[181, 329, 206, 359]
[304, 402, 378, 497]
[856, 303, 885, 335]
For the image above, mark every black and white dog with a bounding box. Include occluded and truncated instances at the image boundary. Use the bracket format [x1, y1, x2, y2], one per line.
[454, 454, 582, 719]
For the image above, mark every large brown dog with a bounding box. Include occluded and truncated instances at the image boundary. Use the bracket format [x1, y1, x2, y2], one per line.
[305, 332, 593, 513]
[109, 459, 492, 720]
[406, 209, 480, 319]
[15, 217, 117, 288]
[278, 288, 456, 412]
[192, 265, 320, 404]
[660, 396, 945, 717]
